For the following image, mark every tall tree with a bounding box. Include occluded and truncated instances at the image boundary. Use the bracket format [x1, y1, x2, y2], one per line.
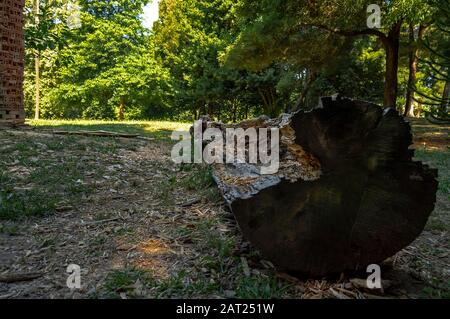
[34, 0, 40, 119]
[404, 24, 427, 117]
[153, 0, 295, 120]
[413, 0, 450, 122]
[226, 0, 433, 108]
[23, 0, 175, 119]
[153, 0, 236, 118]
[24, 0, 69, 117]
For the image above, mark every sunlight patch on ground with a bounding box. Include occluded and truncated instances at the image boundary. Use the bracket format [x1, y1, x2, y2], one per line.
[27, 119, 191, 139]
[138, 239, 174, 255]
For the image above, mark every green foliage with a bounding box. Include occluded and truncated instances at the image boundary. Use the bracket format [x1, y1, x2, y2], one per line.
[420, 284, 450, 299]
[152, 0, 277, 120]
[182, 165, 214, 190]
[414, 0, 450, 120]
[22, 0, 446, 119]
[103, 268, 153, 298]
[225, 0, 435, 108]
[235, 275, 290, 299]
[25, 0, 175, 120]
[0, 187, 57, 220]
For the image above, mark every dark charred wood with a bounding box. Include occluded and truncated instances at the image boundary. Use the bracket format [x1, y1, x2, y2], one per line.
[211, 96, 438, 276]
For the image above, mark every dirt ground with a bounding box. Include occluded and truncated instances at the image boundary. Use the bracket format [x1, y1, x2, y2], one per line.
[0, 118, 448, 299]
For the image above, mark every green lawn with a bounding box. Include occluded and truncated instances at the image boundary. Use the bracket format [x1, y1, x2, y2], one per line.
[27, 119, 191, 140]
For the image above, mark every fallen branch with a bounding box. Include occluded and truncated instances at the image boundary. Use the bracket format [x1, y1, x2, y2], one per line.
[178, 198, 201, 207]
[0, 272, 43, 283]
[81, 217, 122, 225]
[52, 130, 140, 138]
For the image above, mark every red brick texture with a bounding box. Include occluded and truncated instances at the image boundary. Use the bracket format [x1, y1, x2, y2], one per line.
[0, 0, 25, 125]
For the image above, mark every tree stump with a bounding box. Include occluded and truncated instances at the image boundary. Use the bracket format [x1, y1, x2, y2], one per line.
[211, 96, 438, 276]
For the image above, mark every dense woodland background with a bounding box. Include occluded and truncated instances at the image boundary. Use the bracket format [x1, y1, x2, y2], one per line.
[23, 0, 449, 122]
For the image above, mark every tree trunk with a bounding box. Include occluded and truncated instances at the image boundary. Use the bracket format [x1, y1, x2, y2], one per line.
[34, 0, 40, 120]
[209, 96, 438, 276]
[207, 103, 214, 119]
[441, 80, 450, 114]
[294, 70, 316, 111]
[0, 0, 26, 125]
[232, 101, 237, 123]
[258, 86, 277, 117]
[383, 22, 402, 108]
[404, 24, 426, 117]
[118, 96, 125, 121]
[404, 24, 417, 117]
[416, 102, 423, 117]
[318, 21, 403, 109]
[34, 52, 40, 120]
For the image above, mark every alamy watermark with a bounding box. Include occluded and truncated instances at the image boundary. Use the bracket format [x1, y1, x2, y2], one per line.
[67, 1, 82, 30]
[171, 120, 280, 175]
[66, 264, 81, 289]
[367, 4, 381, 29]
[367, 264, 382, 289]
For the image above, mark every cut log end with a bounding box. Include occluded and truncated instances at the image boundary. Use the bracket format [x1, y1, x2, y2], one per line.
[212, 96, 438, 276]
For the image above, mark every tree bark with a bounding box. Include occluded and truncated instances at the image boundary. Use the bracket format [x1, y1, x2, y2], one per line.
[383, 22, 402, 108]
[404, 24, 426, 117]
[34, 0, 40, 120]
[313, 22, 403, 108]
[441, 80, 450, 114]
[209, 96, 438, 276]
[257, 86, 278, 117]
[118, 96, 125, 121]
[294, 70, 316, 111]
[34, 52, 40, 120]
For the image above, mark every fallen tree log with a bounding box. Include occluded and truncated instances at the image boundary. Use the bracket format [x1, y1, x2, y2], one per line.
[0, 272, 43, 283]
[52, 130, 140, 138]
[209, 96, 438, 276]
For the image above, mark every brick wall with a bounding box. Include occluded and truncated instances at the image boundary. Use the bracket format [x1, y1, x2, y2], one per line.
[0, 0, 25, 125]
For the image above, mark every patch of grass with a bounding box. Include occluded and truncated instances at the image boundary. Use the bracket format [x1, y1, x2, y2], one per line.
[114, 227, 135, 236]
[425, 217, 447, 232]
[93, 212, 113, 221]
[203, 188, 222, 203]
[103, 263, 290, 299]
[181, 165, 214, 190]
[158, 176, 178, 204]
[154, 270, 220, 298]
[414, 148, 449, 196]
[170, 213, 291, 299]
[419, 281, 450, 299]
[104, 268, 153, 298]
[180, 164, 222, 202]
[0, 133, 115, 220]
[90, 235, 108, 247]
[103, 268, 219, 298]
[28, 119, 191, 141]
[198, 236, 236, 274]
[95, 136, 290, 299]
[37, 236, 57, 249]
[0, 187, 58, 220]
[0, 223, 21, 235]
[157, 165, 217, 205]
[235, 275, 291, 299]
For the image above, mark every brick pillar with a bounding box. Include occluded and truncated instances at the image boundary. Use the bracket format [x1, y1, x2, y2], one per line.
[0, 0, 25, 125]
